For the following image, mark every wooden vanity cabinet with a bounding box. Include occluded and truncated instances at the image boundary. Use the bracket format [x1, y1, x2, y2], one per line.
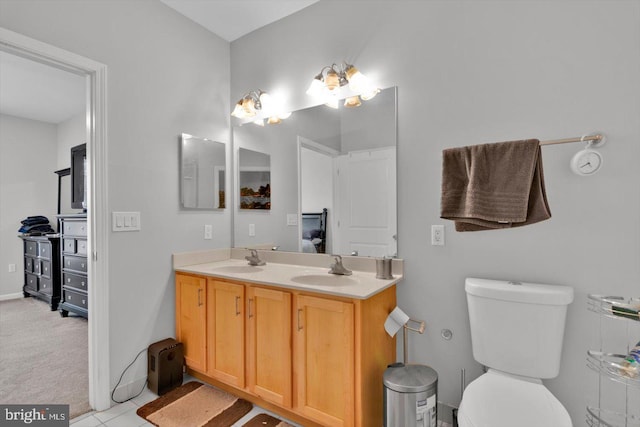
[206, 279, 245, 388]
[294, 294, 355, 426]
[175, 272, 396, 427]
[246, 286, 292, 407]
[175, 274, 207, 372]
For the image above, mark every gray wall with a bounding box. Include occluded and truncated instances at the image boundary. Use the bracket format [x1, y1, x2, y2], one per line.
[231, 1, 640, 422]
[0, 114, 58, 297]
[0, 0, 231, 394]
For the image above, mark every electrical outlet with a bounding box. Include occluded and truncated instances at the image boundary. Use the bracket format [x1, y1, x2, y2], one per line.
[8, 263, 16, 273]
[204, 224, 213, 240]
[431, 225, 445, 246]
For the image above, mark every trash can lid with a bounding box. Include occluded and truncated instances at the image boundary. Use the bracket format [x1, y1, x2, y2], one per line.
[383, 364, 438, 393]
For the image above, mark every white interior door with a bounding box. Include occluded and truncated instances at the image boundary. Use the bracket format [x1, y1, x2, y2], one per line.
[334, 147, 397, 257]
[298, 137, 337, 253]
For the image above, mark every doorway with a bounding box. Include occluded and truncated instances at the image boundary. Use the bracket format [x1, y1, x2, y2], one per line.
[0, 27, 110, 411]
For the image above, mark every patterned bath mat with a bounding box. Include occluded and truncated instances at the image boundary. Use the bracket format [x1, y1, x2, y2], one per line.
[242, 413, 295, 427]
[136, 381, 252, 427]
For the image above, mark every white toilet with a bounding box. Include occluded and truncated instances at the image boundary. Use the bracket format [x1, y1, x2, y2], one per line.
[457, 277, 574, 427]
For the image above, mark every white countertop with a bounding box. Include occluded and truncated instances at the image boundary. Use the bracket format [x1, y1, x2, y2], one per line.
[175, 258, 401, 299]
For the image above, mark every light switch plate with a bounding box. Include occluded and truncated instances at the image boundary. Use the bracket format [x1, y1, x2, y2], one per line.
[287, 214, 298, 226]
[113, 212, 141, 232]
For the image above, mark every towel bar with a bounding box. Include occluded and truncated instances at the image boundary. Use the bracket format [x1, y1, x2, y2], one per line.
[540, 132, 605, 147]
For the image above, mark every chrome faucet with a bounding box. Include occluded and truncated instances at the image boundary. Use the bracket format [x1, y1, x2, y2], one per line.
[245, 249, 266, 266]
[329, 254, 352, 276]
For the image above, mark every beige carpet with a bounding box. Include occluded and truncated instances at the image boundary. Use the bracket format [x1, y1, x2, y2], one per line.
[137, 381, 252, 427]
[0, 297, 90, 418]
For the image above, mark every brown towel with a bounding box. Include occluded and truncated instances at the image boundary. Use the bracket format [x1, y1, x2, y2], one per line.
[440, 139, 551, 231]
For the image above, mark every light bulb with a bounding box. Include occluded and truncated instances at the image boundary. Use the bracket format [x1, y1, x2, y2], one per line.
[242, 98, 256, 117]
[325, 97, 339, 109]
[344, 96, 362, 108]
[258, 92, 272, 115]
[267, 116, 282, 125]
[360, 87, 380, 101]
[306, 77, 324, 97]
[253, 119, 265, 126]
[231, 101, 245, 118]
[325, 70, 340, 91]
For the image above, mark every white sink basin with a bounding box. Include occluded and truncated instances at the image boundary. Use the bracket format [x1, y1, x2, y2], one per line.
[290, 274, 359, 286]
[210, 265, 263, 274]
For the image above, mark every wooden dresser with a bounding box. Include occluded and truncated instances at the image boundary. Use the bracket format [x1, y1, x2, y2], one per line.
[57, 214, 88, 318]
[21, 235, 61, 310]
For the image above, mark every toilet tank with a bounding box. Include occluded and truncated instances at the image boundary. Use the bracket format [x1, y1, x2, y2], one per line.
[465, 278, 574, 379]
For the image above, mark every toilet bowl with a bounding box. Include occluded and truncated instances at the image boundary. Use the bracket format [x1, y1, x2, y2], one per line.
[457, 369, 571, 427]
[459, 278, 574, 427]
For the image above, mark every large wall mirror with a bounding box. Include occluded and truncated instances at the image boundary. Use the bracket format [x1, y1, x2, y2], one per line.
[233, 86, 397, 257]
[180, 133, 226, 209]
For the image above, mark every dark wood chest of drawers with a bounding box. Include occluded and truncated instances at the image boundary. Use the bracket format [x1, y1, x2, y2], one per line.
[21, 235, 61, 310]
[57, 214, 88, 318]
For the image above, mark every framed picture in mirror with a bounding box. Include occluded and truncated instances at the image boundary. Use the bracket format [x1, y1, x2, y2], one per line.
[238, 148, 271, 210]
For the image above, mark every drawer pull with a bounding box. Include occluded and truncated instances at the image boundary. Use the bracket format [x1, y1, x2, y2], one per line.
[235, 296, 241, 316]
[82, 299, 86, 305]
[297, 309, 303, 331]
[68, 278, 71, 283]
[248, 298, 254, 318]
[43, 284, 47, 288]
[197, 288, 203, 306]
[81, 281, 86, 286]
[68, 295, 72, 300]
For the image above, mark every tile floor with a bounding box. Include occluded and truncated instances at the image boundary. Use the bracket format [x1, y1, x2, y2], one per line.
[70, 375, 301, 427]
[70, 375, 452, 427]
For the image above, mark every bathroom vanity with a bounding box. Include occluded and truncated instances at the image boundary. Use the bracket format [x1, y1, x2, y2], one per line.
[174, 249, 403, 427]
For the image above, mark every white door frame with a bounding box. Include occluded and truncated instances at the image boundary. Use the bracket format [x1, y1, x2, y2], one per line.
[0, 27, 111, 411]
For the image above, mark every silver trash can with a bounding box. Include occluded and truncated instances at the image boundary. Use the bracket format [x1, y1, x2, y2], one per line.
[384, 363, 438, 427]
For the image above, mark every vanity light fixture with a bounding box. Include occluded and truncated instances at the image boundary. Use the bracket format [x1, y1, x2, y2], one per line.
[231, 89, 291, 125]
[306, 62, 380, 107]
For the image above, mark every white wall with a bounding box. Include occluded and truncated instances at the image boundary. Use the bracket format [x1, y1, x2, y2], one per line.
[0, 0, 231, 397]
[57, 113, 85, 170]
[231, 1, 640, 423]
[0, 114, 58, 297]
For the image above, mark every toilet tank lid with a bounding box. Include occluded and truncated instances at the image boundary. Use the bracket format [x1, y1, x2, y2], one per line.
[465, 278, 574, 305]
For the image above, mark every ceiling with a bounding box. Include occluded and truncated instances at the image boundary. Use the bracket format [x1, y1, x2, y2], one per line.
[0, 51, 85, 124]
[0, 1, 318, 125]
[159, 0, 319, 42]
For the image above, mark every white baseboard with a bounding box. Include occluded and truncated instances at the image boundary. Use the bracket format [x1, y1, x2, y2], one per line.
[0, 293, 24, 301]
[111, 375, 148, 405]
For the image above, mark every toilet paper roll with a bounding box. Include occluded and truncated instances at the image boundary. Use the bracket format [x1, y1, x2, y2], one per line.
[384, 306, 410, 337]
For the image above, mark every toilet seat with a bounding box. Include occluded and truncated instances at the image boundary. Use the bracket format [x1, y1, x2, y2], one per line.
[457, 369, 572, 427]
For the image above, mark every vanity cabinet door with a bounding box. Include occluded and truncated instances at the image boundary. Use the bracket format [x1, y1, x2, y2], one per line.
[294, 294, 354, 427]
[246, 286, 292, 407]
[175, 273, 207, 372]
[207, 279, 245, 388]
